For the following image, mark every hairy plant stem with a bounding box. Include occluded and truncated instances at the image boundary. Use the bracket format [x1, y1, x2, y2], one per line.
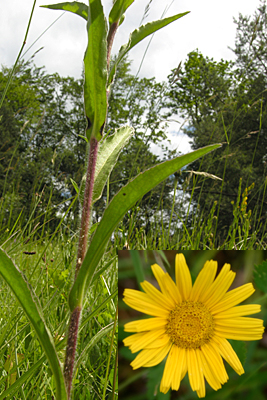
[63, 17, 118, 398]
[64, 136, 99, 398]
[107, 21, 118, 71]
[64, 306, 81, 399]
[75, 136, 99, 278]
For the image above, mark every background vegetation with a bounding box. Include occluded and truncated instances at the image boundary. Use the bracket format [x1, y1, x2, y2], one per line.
[1, 2, 267, 249]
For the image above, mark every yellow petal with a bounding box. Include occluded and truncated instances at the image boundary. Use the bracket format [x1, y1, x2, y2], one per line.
[215, 316, 264, 329]
[160, 344, 177, 393]
[213, 304, 261, 319]
[175, 253, 192, 300]
[123, 289, 169, 317]
[171, 347, 186, 391]
[140, 342, 172, 368]
[126, 329, 167, 353]
[214, 326, 264, 341]
[151, 264, 167, 293]
[213, 336, 244, 375]
[201, 342, 228, 385]
[210, 283, 255, 315]
[200, 264, 235, 307]
[123, 332, 145, 348]
[198, 347, 222, 391]
[123, 288, 170, 310]
[141, 280, 174, 309]
[124, 317, 167, 332]
[162, 272, 182, 304]
[146, 334, 170, 349]
[195, 349, 206, 398]
[187, 349, 201, 392]
[204, 269, 236, 309]
[189, 260, 217, 302]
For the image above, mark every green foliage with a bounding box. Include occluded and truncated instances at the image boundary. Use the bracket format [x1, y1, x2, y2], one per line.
[0, 248, 67, 400]
[168, 49, 234, 124]
[0, 58, 179, 235]
[69, 143, 220, 311]
[147, 363, 170, 400]
[108, 11, 190, 85]
[0, 60, 87, 233]
[92, 125, 134, 204]
[83, 0, 108, 140]
[232, 0, 267, 79]
[41, 2, 88, 20]
[254, 260, 267, 293]
[167, 45, 267, 243]
[109, 0, 135, 24]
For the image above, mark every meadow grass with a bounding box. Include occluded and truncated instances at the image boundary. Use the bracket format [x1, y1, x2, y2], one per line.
[0, 200, 118, 399]
[113, 176, 267, 250]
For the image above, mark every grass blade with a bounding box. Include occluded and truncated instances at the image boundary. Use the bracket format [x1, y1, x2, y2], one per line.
[0, 248, 67, 400]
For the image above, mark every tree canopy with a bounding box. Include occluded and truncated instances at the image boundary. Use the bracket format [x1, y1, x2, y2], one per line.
[167, 3, 267, 242]
[0, 57, 175, 233]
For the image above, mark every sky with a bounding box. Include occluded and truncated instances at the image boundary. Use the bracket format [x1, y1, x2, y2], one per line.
[0, 0, 260, 155]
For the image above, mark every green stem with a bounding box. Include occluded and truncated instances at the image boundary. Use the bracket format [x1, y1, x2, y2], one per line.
[107, 21, 119, 72]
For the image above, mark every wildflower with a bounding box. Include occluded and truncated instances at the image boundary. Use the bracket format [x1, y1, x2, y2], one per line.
[123, 254, 264, 397]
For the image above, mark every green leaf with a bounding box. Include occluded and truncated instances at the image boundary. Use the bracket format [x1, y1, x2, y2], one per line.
[0, 333, 67, 400]
[228, 340, 247, 367]
[109, 11, 190, 84]
[0, 248, 67, 400]
[147, 363, 170, 400]
[254, 260, 267, 293]
[84, 0, 108, 141]
[130, 250, 145, 287]
[92, 125, 134, 203]
[109, 0, 135, 24]
[70, 177, 79, 194]
[69, 143, 221, 310]
[41, 1, 88, 20]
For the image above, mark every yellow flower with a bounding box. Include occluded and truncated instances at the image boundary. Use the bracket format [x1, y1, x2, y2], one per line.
[123, 254, 264, 398]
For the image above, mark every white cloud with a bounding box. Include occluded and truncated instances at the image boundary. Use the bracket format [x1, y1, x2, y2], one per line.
[1, 0, 260, 81]
[150, 128, 192, 159]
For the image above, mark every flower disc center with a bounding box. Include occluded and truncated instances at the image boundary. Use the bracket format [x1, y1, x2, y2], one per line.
[165, 300, 214, 349]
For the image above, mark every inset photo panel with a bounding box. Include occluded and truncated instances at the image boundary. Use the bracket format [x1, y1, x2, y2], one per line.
[118, 250, 267, 400]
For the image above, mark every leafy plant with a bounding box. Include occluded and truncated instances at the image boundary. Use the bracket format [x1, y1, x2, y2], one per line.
[0, 1, 221, 399]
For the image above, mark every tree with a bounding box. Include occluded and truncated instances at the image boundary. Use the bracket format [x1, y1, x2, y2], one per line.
[97, 58, 176, 228]
[167, 50, 235, 125]
[231, 0, 267, 80]
[167, 49, 267, 242]
[0, 58, 176, 233]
